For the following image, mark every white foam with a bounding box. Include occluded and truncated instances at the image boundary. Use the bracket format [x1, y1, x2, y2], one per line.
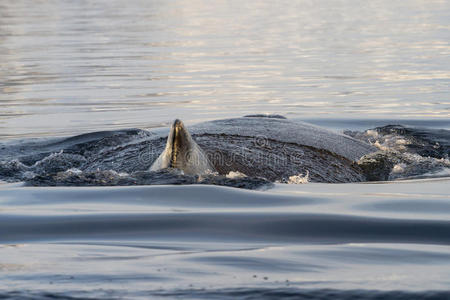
[287, 170, 310, 184]
[226, 171, 247, 179]
[65, 168, 82, 175]
[392, 164, 406, 174]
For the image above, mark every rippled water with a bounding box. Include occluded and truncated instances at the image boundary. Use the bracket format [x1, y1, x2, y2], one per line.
[1, 180, 450, 299]
[1, 0, 449, 138]
[1, 1, 450, 299]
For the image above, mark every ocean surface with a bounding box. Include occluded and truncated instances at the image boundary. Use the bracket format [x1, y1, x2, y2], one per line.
[1, 0, 450, 299]
[0, 180, 450, 299]
[1, 0, 449, 139]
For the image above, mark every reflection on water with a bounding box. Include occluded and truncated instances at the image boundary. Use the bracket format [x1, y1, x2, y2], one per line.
[0, 180, 450, 297]
[0, 0, 449, 138]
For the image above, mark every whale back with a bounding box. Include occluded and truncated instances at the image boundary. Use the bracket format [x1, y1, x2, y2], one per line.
[190, 117, 376, 162]
[0, 116, 377, 185]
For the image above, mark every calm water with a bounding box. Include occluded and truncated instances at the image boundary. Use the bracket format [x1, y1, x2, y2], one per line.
[1, 0, 449, 138]
[1, 1, 450, 299]
[0, 180, 450, 299]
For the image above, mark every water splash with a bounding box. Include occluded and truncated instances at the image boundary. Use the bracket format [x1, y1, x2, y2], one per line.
[347, 125, 450, 181]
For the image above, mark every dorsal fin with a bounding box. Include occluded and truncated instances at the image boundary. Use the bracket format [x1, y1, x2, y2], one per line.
[150, 119, 214, 175]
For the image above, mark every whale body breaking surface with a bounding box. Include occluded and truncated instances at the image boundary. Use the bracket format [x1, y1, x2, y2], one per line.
[0, 115, 448, 188]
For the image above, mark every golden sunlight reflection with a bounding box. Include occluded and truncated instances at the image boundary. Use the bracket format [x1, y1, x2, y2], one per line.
[0, 0, 449, 138]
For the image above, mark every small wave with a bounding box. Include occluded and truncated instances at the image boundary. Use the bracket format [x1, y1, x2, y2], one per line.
[1, 288, 448, 300]
[26, 168, 272, 190]
[347, 125, 450, 181]
[346, 125, 449, 159]
[2, 210, 449, 244]
[150, 288, 450, 300]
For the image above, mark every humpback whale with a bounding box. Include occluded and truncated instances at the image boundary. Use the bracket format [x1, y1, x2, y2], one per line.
[150, 116, 377, 182]
[0, 115, 384, 187]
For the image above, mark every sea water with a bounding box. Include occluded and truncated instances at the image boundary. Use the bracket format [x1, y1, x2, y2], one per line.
[1, 0, 449, 299]
[1, 0, 449, 139]
[0, 181, 449, 299]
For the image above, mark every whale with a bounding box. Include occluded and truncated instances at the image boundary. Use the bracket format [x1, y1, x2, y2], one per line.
[149, 116, 377, 182]
[0, 115, 379, 186]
